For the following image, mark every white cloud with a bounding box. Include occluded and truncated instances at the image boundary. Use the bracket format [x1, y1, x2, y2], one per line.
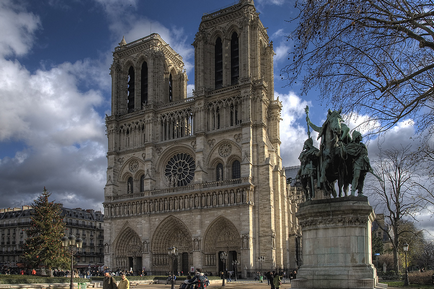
[0, 1, 109, 211]
[0, 59, 105, 145]
[278, 90, 311, 166]
[0, 55, 107, 210]
[0, 0, 40, 57]
[273, 42, 290, 63]
[104, 14, 195, 77]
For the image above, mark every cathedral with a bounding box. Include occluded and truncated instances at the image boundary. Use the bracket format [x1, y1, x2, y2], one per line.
[103, 0, 298, 276]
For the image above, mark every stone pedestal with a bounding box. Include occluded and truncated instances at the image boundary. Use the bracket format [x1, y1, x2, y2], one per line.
[291, 196, 382, 289]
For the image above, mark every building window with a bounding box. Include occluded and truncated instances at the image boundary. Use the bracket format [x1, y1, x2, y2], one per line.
[232, 160, 241, 179]
[215, 37, 223, 89]
[165, 153, 195, 187]
[127, 66, 135, 113]
[216, 163, 224, 181]
[231, 32, 239, 85]
[127, 177, 133, 194]
[169, 73, 173, 102]
[140, 174, 145, 192]
[141, 61, 148, 107]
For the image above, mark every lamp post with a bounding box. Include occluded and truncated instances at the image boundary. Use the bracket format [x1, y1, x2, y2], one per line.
[258, 256, 265, 272]
[403, 243, 409, 286]
[232, 259, 240, 281]
[167, 246, 178, 289]
[220, 252, 228, 287]
[61, 235, 83, 289]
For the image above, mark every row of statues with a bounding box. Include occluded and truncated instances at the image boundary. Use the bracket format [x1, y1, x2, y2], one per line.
[297, 107, 380, 200]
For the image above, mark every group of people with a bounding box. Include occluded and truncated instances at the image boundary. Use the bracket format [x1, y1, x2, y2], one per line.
[103, 268, 209, 289]
[103, 272, 130, 289]
[264, 271, 283, 289]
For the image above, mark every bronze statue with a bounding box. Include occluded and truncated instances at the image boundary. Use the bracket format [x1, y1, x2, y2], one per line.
[298, 106, 379, 199]
[297, 137, 319, 200]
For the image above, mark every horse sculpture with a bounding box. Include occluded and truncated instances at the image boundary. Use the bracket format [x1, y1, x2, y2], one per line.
[299, 107, 377, 199]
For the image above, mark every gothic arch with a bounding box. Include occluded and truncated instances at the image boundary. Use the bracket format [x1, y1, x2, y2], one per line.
[151, 215, 193, 254]
[209, 30, 225, 45]
[119, 156, 145, 182]
[203, 216, 241, 254]
[225, 25, 241, 40]
[156, 145, 196, 170]
[206, 139, 241, 168]
[114, 226, 142, 257]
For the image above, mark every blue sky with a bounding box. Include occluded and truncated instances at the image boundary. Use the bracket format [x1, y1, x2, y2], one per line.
[0, 0, 431, 239]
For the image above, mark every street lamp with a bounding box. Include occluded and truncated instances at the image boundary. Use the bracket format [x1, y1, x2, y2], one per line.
[61, 235, 83, 289]
[403, 243, 409, 286]
[232, 259, 240, 281]
[167, 246, 178, 289]
[220, 252, 228, 287]
[258, 256, 265, 272]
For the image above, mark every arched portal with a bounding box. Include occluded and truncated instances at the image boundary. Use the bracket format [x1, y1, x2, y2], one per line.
[151, 216, 192, 274]
[203, 216, 241, 274]
[114, 227, 142, 273]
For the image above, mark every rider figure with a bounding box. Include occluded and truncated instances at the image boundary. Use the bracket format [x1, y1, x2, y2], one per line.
[306, 109, 349, 186]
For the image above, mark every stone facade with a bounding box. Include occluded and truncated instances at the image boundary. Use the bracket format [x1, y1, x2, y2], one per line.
[0, 206, 104, 269]
[103, 0, 295, 275]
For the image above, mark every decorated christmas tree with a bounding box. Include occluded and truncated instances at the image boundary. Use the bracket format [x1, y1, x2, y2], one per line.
[22, 188, 69, 273]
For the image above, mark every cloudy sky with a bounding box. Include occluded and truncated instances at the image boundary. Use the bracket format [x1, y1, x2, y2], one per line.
[0, 0, 431, 239]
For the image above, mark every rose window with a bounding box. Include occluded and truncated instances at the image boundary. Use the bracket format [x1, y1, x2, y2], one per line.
[165, 153, 195, 187]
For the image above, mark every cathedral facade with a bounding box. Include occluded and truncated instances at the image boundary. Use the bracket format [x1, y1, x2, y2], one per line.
[103, 0, 295, 275]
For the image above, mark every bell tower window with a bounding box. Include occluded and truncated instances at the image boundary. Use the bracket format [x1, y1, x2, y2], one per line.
[127, 66, 135, 113]
[215, 37, 223, 89]
[141, 61, 148, 107]
[169, 73, 173, 102]
[232, 160, 241, 179]
[140, 174, 145, 192]
[231, 32, 239, 85]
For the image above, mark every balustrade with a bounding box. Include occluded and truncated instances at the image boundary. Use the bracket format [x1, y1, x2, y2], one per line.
[104, 181, 254, 219]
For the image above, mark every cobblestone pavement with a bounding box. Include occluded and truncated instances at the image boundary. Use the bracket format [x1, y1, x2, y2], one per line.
[132, 281, 397, 289]
[133, 280, 291, 289]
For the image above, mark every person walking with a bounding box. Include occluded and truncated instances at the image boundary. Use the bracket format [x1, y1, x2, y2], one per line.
[273, 272, 282, 289]
[103, 271, 118, 289]
[118, 273, 129, 289]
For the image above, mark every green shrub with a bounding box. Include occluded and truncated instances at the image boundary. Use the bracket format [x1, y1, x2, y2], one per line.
[408, 270, 434, 285]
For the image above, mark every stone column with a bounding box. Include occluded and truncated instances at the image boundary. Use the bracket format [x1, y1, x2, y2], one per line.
[292, 196, 379, 289]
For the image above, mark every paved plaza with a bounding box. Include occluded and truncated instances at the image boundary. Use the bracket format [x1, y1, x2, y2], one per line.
[134, 280, 291, 289]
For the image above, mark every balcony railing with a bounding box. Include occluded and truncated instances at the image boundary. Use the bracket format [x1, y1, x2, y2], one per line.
[108, 177, 252, 201]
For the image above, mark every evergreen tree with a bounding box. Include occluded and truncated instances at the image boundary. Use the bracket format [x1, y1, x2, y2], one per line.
[22, 188, 69, 272]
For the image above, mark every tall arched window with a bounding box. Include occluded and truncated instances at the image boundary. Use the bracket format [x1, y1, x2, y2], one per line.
[127, 177, 134, 194]
[215, 37, 223, 89]
[169, 73, 173, 102]
[140, 174, 145, 192]
[127, 66, 135, 113]
[232, 160, 241, 179]
[216, 163, 224, 181]
[141, 61, 148, 107]
[231, 32, 239, 85]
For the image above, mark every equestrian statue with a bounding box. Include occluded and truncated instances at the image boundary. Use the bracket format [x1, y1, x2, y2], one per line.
[297, 106, 381, 200]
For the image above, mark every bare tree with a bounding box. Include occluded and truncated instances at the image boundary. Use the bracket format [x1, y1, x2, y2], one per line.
[413, 241, 434, 269]
[283, 0, 434, 134]
[367, 145, 425, 273]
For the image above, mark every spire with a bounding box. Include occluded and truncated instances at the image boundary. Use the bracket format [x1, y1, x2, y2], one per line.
[119, 36, 127, 46]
